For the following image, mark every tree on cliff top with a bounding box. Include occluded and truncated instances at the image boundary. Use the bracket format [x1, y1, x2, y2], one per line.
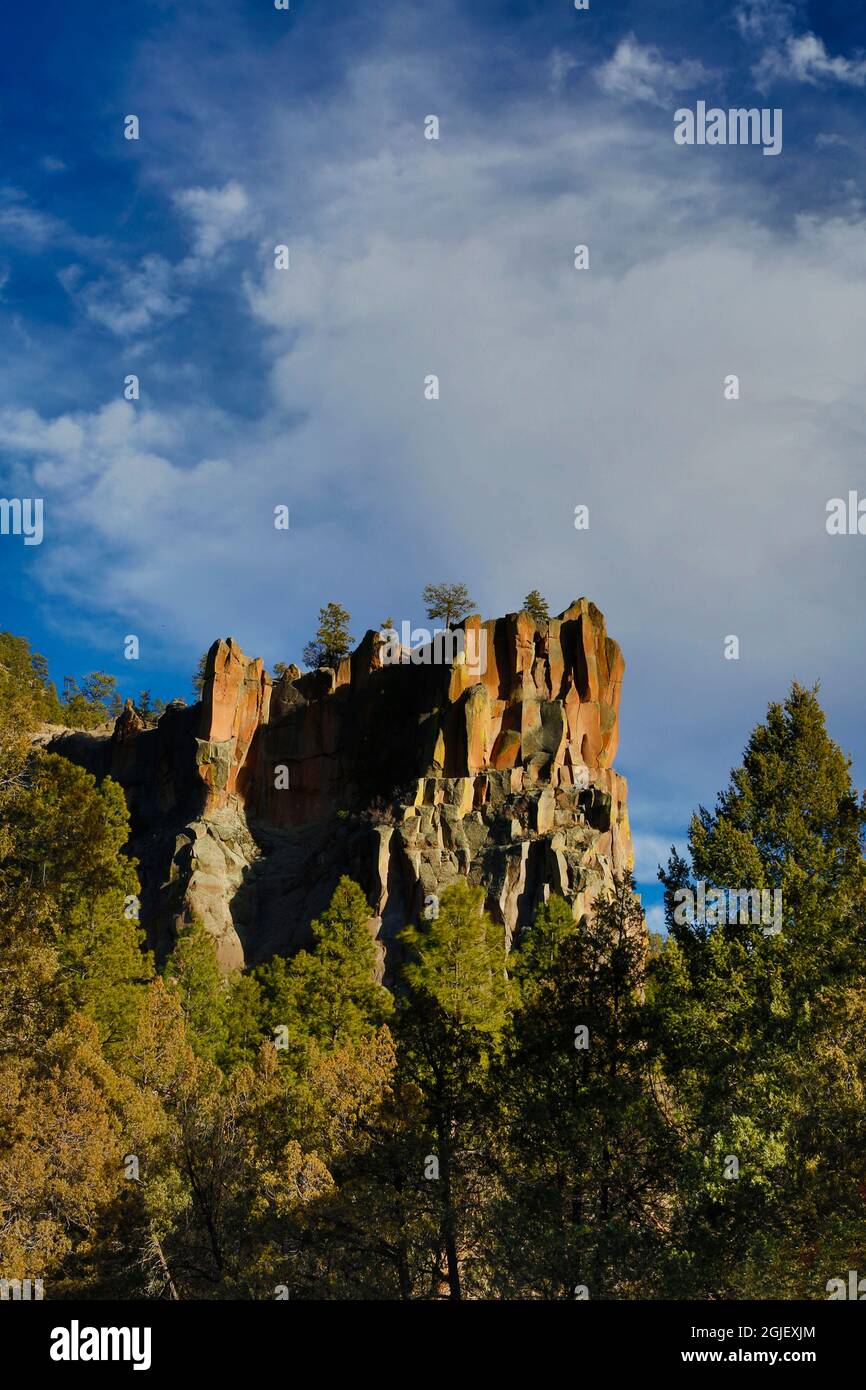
[303, 603, 353, 670]
[522, 590, 549, 622]
[192, 650, 209, 698]
[422, 583, 475, 629]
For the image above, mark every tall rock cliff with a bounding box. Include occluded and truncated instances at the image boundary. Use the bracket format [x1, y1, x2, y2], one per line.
[43, 599, 633, 978]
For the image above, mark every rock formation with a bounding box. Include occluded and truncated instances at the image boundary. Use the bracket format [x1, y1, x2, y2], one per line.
[43, 600, 633, 978]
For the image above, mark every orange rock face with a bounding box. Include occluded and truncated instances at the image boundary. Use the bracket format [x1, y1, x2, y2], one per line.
[196, 599, 626, 824]
[197, 638, 271, 802]
[46, 600, 635, 974]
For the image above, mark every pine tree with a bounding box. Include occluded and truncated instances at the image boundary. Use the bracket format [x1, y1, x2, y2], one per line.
[0, 1013, 127, 1283]
[254, 877, 392, 1056]
[398, 879, 508, 1299]
[422, 583, 475, 630]
[192, 649, 210, 698]
[489, 880, 673, 1298]
[220, 971, 264, 1071]
[653, 682, 866, 1296]
[163, 920, 227, 1063]
[303, 604, 354, 670]
[522, 589, 549, 622]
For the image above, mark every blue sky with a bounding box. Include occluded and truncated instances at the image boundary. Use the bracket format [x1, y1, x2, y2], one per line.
[2, 0, 866, 925]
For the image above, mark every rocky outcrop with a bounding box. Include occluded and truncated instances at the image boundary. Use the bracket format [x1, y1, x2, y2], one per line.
[42, 600, 633, 976]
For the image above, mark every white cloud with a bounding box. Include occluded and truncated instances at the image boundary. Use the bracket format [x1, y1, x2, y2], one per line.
[644, 904, 667, 936]
[172, 180, 253, 259]
[52, 183, 252, 340]
[59, 254, 187, 337]
[0, 190, 62, 249]
[595, 33, 710, 108]
[737, 4, 866, 88]
[756, 33, 866, 88]
[631, 833, 679, 881]
[5, 22, 866, 815]
[734, 1, 799, 44]
[0, 187, 104, 255]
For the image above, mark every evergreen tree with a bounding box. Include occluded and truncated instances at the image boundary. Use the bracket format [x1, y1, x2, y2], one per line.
[653, 682, 866, 1296]
[163, 920, 228, 1064]
[522, 589, 549, 622]
[303, 604, 354, 670]
[60, 672, 121, 728]
[220, 971, 264, 1071]
[422, 583, 474, 630]
[192, 649, 210, 698]
[398, 879, 508, 1299]
[489, 880, 674, 1298]
[254, 877, 392, 1056]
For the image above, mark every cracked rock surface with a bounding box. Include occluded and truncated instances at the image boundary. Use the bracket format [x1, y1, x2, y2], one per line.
[42, 599, 633, 975]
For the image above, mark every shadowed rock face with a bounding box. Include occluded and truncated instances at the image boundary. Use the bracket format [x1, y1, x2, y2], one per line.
[43, 600, 633, 977]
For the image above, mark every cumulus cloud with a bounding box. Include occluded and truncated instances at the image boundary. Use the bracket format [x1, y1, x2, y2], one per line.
[5, 9, 866, 831]
[58, 254, 187, 337]
[595, 33, 710, 107]
[631, 834, 680, 882]
[172, 180, 253, 259]
[756, 33, 866, 88]
[737, 2, 866, 88]
[52, 183, 253, 340]
[643, 904, 667, 936]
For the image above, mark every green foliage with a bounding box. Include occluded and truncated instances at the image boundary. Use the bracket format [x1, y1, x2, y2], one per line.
[303, 603, 353, 670]
[489, 880, 674, 1298]
[421, 582, 475, 629]
[522, 589, 549, 622]
[61, 672, 122, 728]
[135, 690, 165, 721]
[0, 630, 63, 731]
[398, 881, 509, 1298]
[192, 649, 210, 698]
[654, 682, 866, 1296]
[400, 879, 507, 1036]
[220, 971, 264, 1071]
[163, 919, 227, 1063]
[254, 877, 392, 1055]
[1, 647, 864, 1302]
